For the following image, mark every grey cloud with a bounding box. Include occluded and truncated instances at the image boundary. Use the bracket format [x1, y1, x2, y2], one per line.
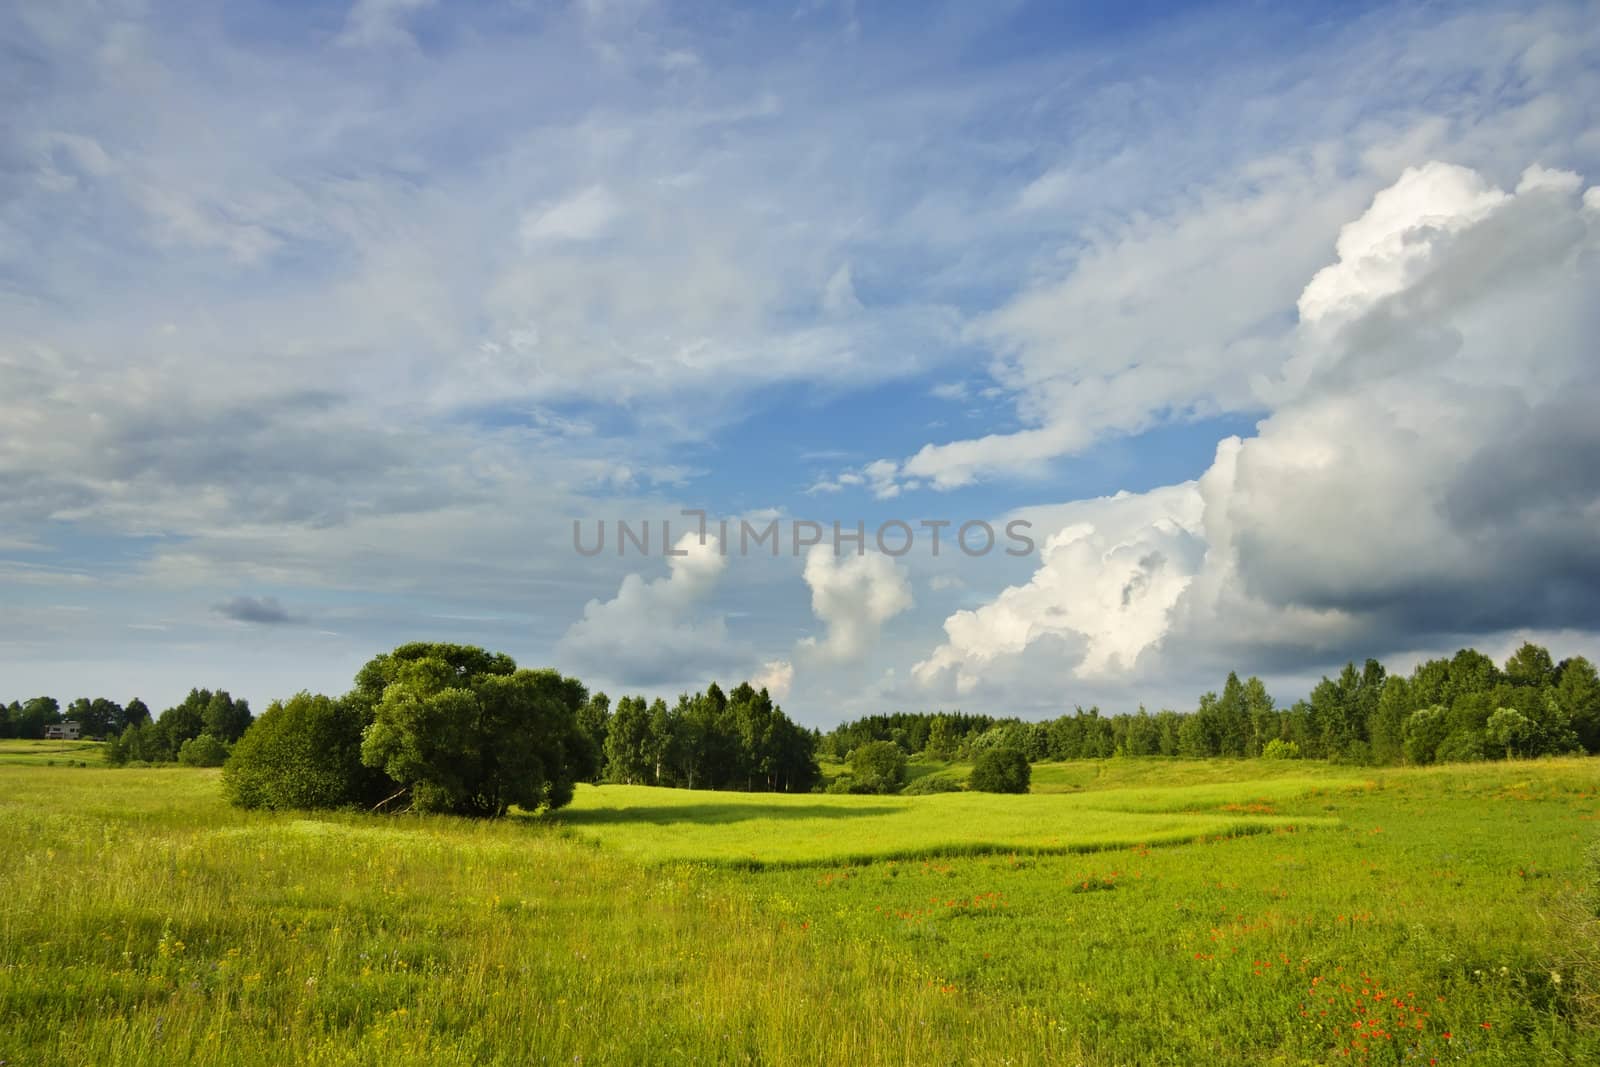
[212, 596, 300, 625]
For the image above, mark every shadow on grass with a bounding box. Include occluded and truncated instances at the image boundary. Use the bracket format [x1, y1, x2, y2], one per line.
[550, 801, 900, 826]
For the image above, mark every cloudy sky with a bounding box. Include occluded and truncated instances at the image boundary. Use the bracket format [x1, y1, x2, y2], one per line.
[4, 0, 1599, 724]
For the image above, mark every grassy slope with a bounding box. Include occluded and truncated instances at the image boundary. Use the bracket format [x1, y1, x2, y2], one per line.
[0, 738, 105, 766]
[550, 775, 1359, 866]
[1, 749, 1597, 1065]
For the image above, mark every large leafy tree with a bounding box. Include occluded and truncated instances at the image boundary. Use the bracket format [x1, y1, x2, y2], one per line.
[357, 642, 590, 817]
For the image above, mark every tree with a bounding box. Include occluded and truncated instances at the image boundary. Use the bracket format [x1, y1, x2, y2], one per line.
[1486, 707, 1535, 760]
[1554, 657, 1600, 753]
[66, 697, 122, 739]
[1504, 642, 1557, 688]
[576, 692, 611, 783]
[178, 734, 230, 767]
[646, 698, 676, 786]
[224, 692, 389, 809]
[357, 643, 591, 817]
[1243, 677, 1277, 756]
[204, 691, 253, 743]
[1403, 705, 1450, 765]
[10, 697, 61, 739]
[1369, 677, 1411, 765]
[603, 696, 653, 784]
[924, 715, 958, 760]
[149, 690, 214, 760]
[1215, 672, 1251, 756]
[848, 741, 907, 794]
[1177, 709, 1216, 758]
[120, 698, 152, 733]
[969, 747, 1031, 793]
[1124, 708, 1160, 757]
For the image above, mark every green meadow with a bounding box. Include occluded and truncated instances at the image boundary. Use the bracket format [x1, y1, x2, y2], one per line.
[2, 743, 1597, 1065]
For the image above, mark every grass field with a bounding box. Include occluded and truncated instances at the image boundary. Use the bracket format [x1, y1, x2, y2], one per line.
[2, 745, 1597, 1065]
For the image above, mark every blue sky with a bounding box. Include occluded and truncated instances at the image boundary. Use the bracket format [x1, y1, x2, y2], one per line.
[3, 0, 1600, 724]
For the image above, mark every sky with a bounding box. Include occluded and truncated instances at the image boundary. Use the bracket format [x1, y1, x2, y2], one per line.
[3, 0, 1600, 726]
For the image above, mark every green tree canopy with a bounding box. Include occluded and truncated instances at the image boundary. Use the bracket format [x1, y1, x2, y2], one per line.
[969, 747, 1031, 794]
[357, 643, 590, 817]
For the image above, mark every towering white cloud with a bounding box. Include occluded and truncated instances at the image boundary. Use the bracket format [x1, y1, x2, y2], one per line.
[797, 546, 913, 664]
[915, 162, 1600, 699]
[558, 533, 733, 684]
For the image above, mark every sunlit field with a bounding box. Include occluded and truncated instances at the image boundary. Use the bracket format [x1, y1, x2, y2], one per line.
[553, 776, 1357, 867]
[2, 748, 1597, 1065]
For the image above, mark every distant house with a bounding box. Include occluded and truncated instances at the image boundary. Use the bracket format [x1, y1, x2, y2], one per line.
[44, 721, 82, 741]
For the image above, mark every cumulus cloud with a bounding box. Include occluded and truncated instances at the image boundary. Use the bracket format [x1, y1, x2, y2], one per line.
[915, 161, 1600, 698]
[213, 596, 300, 625]
[913, 485, 1204, 692]
[752, 658, 794, 699]
[557, 533, 737, 685]
[797, 546, 913, 663]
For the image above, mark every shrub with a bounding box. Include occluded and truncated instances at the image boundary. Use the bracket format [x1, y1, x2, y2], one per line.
[1403, 705, 1450, 764]
[1260, 738, 1301, 760]
[177, 733, 230, 767]
[1435, 730, 1487, 764]
[848, 741, 907, 795]
[969, 747, 1030, 794]
[224, 692, 387, 810]
[902, 772, 962, 795]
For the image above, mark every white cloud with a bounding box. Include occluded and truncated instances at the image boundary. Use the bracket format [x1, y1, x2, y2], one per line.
[558, 532, 732, 683]
[913, 485, 1204, 692]
[519, 185, 623, 245]
[752, 658, 794, 699]
[915, 160, 1600, 700]
[797, 546, 913, 663]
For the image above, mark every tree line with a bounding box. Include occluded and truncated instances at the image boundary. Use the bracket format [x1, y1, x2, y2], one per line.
[1, 697, 150, 741]
[821, 642, 1600, 766]
[593, 682, 821, 793]
[218, 643, 815, 817]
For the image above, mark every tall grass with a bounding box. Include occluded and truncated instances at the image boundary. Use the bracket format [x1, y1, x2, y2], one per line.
[2, 748, 1597, 1064]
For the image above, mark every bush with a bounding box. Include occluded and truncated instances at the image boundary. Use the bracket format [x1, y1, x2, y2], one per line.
[969, 747, 1030, 794]
[848, 741, 907, 794]
[224, 692, 387, 810]
[1260, 738, 1301, 760]
[902, 772, 962, 795]
[177, 733, 230, 767]
[1435, 730, 1487, 763]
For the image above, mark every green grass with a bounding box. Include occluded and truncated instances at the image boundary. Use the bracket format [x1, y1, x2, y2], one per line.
[0, 738, 105, 766]
[2, 745, 1598, 1065]
[549, 776, 1359, 867]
